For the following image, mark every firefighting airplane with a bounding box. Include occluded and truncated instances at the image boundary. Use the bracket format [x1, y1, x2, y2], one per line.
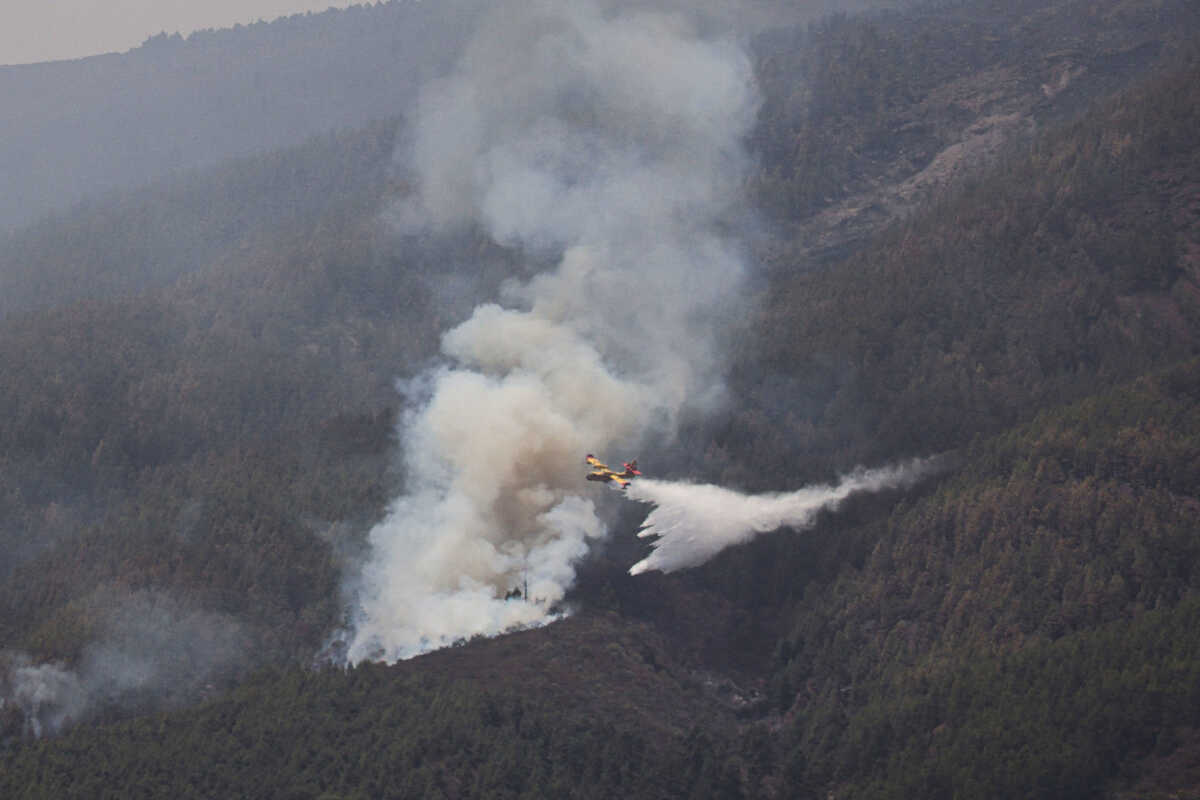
[585, 454, 641, 489]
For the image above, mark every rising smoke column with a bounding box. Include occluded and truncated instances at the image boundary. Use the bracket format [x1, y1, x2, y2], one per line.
[626, 460, 938, 575]
[344, 0, 760, 662]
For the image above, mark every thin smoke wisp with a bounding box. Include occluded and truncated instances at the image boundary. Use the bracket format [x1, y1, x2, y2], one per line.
[0, 591, 247, 737]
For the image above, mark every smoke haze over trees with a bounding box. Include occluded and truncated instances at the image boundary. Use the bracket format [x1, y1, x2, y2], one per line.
[1, 0, 1199, 797]
[0, 1, 477, 233]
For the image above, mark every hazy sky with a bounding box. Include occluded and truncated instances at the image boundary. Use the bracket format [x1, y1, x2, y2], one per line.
[2, 1, 365, 66]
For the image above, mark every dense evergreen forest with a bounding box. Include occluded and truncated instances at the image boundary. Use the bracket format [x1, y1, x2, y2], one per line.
[1, 0, 1199, 797]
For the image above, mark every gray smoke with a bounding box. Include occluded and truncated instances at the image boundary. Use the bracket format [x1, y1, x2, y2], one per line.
[627, 459, 938, 574]
[344, 0, 760, 662]
[1, 591, 247, 737]
[0, 655, 87, 738]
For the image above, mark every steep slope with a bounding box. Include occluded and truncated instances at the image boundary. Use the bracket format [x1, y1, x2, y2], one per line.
[0, 115, 525, 677]
[0, 0, 474, 232]
[7, 362, 1198, 798]
[710, 52, 1200, 488]
[750, 0, 1200, 266]
[0, 0, 899, 234]
[0, 615, 750, 799]
[763, 357, 1200, 798]
[0, 119, 401, 319]
[0, 1, 1198, 798]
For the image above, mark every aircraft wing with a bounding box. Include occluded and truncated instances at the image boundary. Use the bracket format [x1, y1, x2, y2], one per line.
[585, 453, 638, 489]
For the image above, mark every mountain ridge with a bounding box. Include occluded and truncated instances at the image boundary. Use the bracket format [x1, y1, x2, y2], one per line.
[0, 0, 1198, 797]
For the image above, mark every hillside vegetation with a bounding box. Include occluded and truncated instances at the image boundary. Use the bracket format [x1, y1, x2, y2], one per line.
[0, 0, 473, 232]
[0, 119, 402, 318]
[0, 0, 1199, 797]
[767, 357, 1200, 797]
[718, 50, 1200, 486]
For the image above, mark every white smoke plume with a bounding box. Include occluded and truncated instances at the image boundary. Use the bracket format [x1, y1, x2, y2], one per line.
[344, 0, 760, 663]
[626, 459, 938, 575]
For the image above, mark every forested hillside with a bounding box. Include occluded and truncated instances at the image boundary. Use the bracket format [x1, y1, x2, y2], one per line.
[0, 0, 474, 232]
[1, 0, 1199, 797]
[765, 357, 1200, 797]
[0, 120, 522, 671]
[749, 0, 1200, 264]
[0, 119, 402, 318]
[718, 49, 1200, 486]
